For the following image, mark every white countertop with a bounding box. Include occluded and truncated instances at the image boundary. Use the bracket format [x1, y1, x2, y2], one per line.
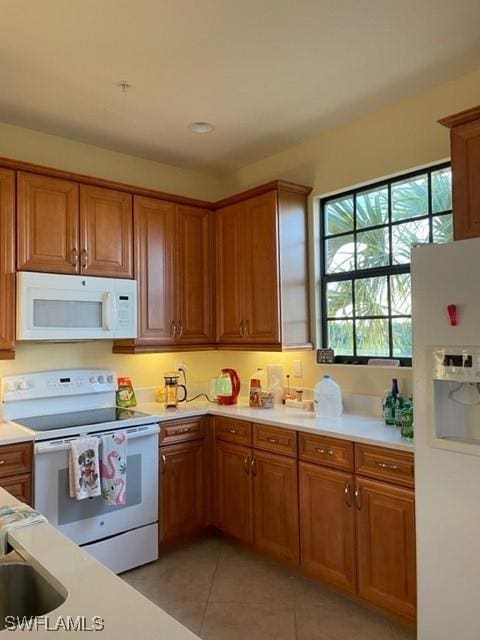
[0, 402, 414, 452]
[0, 487, 199, 638]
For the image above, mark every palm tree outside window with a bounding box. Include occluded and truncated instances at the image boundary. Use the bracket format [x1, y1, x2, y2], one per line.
[321, 163, 453, 365]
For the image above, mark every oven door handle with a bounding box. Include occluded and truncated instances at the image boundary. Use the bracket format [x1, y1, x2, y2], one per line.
[34, 424, 160, 454]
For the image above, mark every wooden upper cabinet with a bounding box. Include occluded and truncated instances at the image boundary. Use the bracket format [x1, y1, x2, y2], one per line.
[214, 440, 253, 543]
[176, 205, 213, 344]
[215, 202, 244, 343]
[252, 450, 299, 564]
[215, 181, 312, 350]
[440, 105, 480, 240]
[243, 192, 280, 344]
[0, 170, 15, 358]
[299, 462, 356, 593]
[80, 185, 133, 278]
[355, 477, 416, 620]
[132, 195, 176, 346]
[17, 172, 79, 274]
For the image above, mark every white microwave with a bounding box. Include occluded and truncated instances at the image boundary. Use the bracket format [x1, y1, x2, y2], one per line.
[16, 272, 137, 340]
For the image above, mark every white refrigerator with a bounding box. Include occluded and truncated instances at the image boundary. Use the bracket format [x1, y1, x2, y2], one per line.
[412, 237, 480, 640]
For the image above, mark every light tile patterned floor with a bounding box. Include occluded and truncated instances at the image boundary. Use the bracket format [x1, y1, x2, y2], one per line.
[121, 537, 416, 640]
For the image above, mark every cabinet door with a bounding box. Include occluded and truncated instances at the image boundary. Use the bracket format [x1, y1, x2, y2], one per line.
[0, 170, 15, 357]
[0, 474, 32, 505]
[176, 205, 213, 344]
[215, 202, 245, 343]
[214, 440, 253, 543]
[160, 441, 205, 544]
[299, 462, 356, 592]
[355, 477, 416, 620]
[253, 450, 299, 563]
[80, 185, 133, 277]
[133, 196, 177, 345]
[17, 172, 79, 274]
[242, 191, 280, 344]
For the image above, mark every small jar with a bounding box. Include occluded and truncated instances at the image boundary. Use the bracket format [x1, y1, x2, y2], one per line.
[295, 388, 303, 402]
[260, 391, 274, 409]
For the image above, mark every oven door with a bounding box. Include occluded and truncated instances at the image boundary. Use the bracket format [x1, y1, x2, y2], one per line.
[34, 425, 159, 546]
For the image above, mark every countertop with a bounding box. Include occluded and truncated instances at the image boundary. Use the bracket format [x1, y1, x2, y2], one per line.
[0, 402, 414, 452]
[0, 487, 199, 638]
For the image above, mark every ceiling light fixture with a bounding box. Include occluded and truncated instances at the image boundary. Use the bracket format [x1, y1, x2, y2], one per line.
[190, 121, 215, 134]
[115, 80, 132, 92]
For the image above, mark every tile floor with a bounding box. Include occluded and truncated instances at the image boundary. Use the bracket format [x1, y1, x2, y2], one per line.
[121, 537, 416, 640]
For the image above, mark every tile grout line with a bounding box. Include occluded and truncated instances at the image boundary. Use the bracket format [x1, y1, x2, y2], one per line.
[198, 539, 223, 637]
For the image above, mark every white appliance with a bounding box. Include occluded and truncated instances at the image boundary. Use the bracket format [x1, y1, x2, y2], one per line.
[16, 272, 137, 340]
[1, 369, 159, 574]
[412, 238, 480, 640]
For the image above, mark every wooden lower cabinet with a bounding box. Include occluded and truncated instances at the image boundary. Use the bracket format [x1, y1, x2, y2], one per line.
[355, 477, 416, 620]
[0, 474, 32, 505]
[160, 440, 205, 544]
[299, 462, 356, 592]
[253, 450, 299, 563]
[214, 440, 253, 543]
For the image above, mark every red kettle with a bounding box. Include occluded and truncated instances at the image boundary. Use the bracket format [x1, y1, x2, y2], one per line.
[217, 368, 241, 405]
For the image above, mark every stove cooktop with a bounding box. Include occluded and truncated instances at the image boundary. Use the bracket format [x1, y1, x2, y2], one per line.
[13, 407, 151, 433]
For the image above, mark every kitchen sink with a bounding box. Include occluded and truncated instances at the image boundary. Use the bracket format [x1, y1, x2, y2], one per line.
[0, 552, 66, 630]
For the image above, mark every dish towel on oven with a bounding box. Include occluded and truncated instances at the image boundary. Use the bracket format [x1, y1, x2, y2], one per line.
[100, 431, 127, 505]
[69, 437, 101, 500]
[0, 505, 47, 555]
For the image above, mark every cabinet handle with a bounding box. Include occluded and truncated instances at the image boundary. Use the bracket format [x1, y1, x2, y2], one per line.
[172, 427, 192, 435]
[80, 249, 88, 269]
[354, 486, 362, 510]
[177, 320, 183, 337]
[251, 455, 257, 476]
[244, 455, 250, 475]
[0, 460, 6, 465]
[71, 248, 78, 267]
[161, 453, 167, 473]
[245, 319, 250, 336]
[239, 320, 244, 337]
[170, 320, 177, 338]
[344, 481, 353, 508]
[376, 461, 399, 470]
[267, 437, 279, 444]
[315, 448, 334, 456]
[228, 428, 238, 435]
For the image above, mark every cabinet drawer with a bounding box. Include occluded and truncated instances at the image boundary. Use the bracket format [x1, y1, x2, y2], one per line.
[299, 433, 354, 471]
[253, 423, 297, 458]
[0, 474, 32, 505]
[355, 444, 414, 487]
[0, 442, 33, 478]
[215, 417, 252, 446]
[160, 418, 205, 446]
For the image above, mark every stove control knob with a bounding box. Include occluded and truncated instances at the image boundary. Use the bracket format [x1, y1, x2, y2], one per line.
[89, 376, 96, 384]
[5, 381, 18, 392]
[18, 380, 29, 391]
[97, 375, 105, 384]
[107, 375, 114, 384]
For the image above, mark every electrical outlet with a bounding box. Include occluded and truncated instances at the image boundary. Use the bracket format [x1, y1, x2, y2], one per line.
[293, 359, 302, 378]
[175, 360, 188, 372]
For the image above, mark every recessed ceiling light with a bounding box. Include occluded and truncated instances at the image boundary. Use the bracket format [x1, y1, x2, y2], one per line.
[190, 121, 215, 134]
[115, 80, 131, 92]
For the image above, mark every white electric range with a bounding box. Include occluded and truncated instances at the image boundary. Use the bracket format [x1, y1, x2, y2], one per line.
[1, 369, 160, 574]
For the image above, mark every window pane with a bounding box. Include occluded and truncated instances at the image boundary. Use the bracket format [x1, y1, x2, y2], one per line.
[327, 281, 353, 318]
[392, 318, 412, 357]
[356, 187, 388, 228]
[355, 277, 388, 316]
[431, 168, 452, 213]
[325, 197, 354, 235]
[391, 175, 428, 221]
[328, 320, 353, 355]
[390, 274, 411, 316]
[433, 214, 453, 243]
[356, 228, 390, 269]
[326, 235, 355, 273]
[356, 319, 389, 356]
[392, 218, 429, 264]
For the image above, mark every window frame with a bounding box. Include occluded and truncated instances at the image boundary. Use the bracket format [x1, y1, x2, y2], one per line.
[320, 162, 452, 366]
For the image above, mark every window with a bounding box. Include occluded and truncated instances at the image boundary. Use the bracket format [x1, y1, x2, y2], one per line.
[321, 163, 453, 364]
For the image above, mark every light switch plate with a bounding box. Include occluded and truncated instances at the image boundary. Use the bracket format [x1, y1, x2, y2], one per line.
[293, 360, 302, 378]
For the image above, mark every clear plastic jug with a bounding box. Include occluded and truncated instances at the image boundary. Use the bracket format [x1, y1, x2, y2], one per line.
[314, 375, 343, 418]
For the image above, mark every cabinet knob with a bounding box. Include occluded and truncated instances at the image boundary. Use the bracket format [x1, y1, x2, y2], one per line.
[267, 437, 279, 444]
[0, 460, 6, 465]
[228, 428, 238, 435]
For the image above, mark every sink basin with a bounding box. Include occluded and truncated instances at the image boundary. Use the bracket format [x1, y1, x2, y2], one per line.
[0, 553, 66, 630]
